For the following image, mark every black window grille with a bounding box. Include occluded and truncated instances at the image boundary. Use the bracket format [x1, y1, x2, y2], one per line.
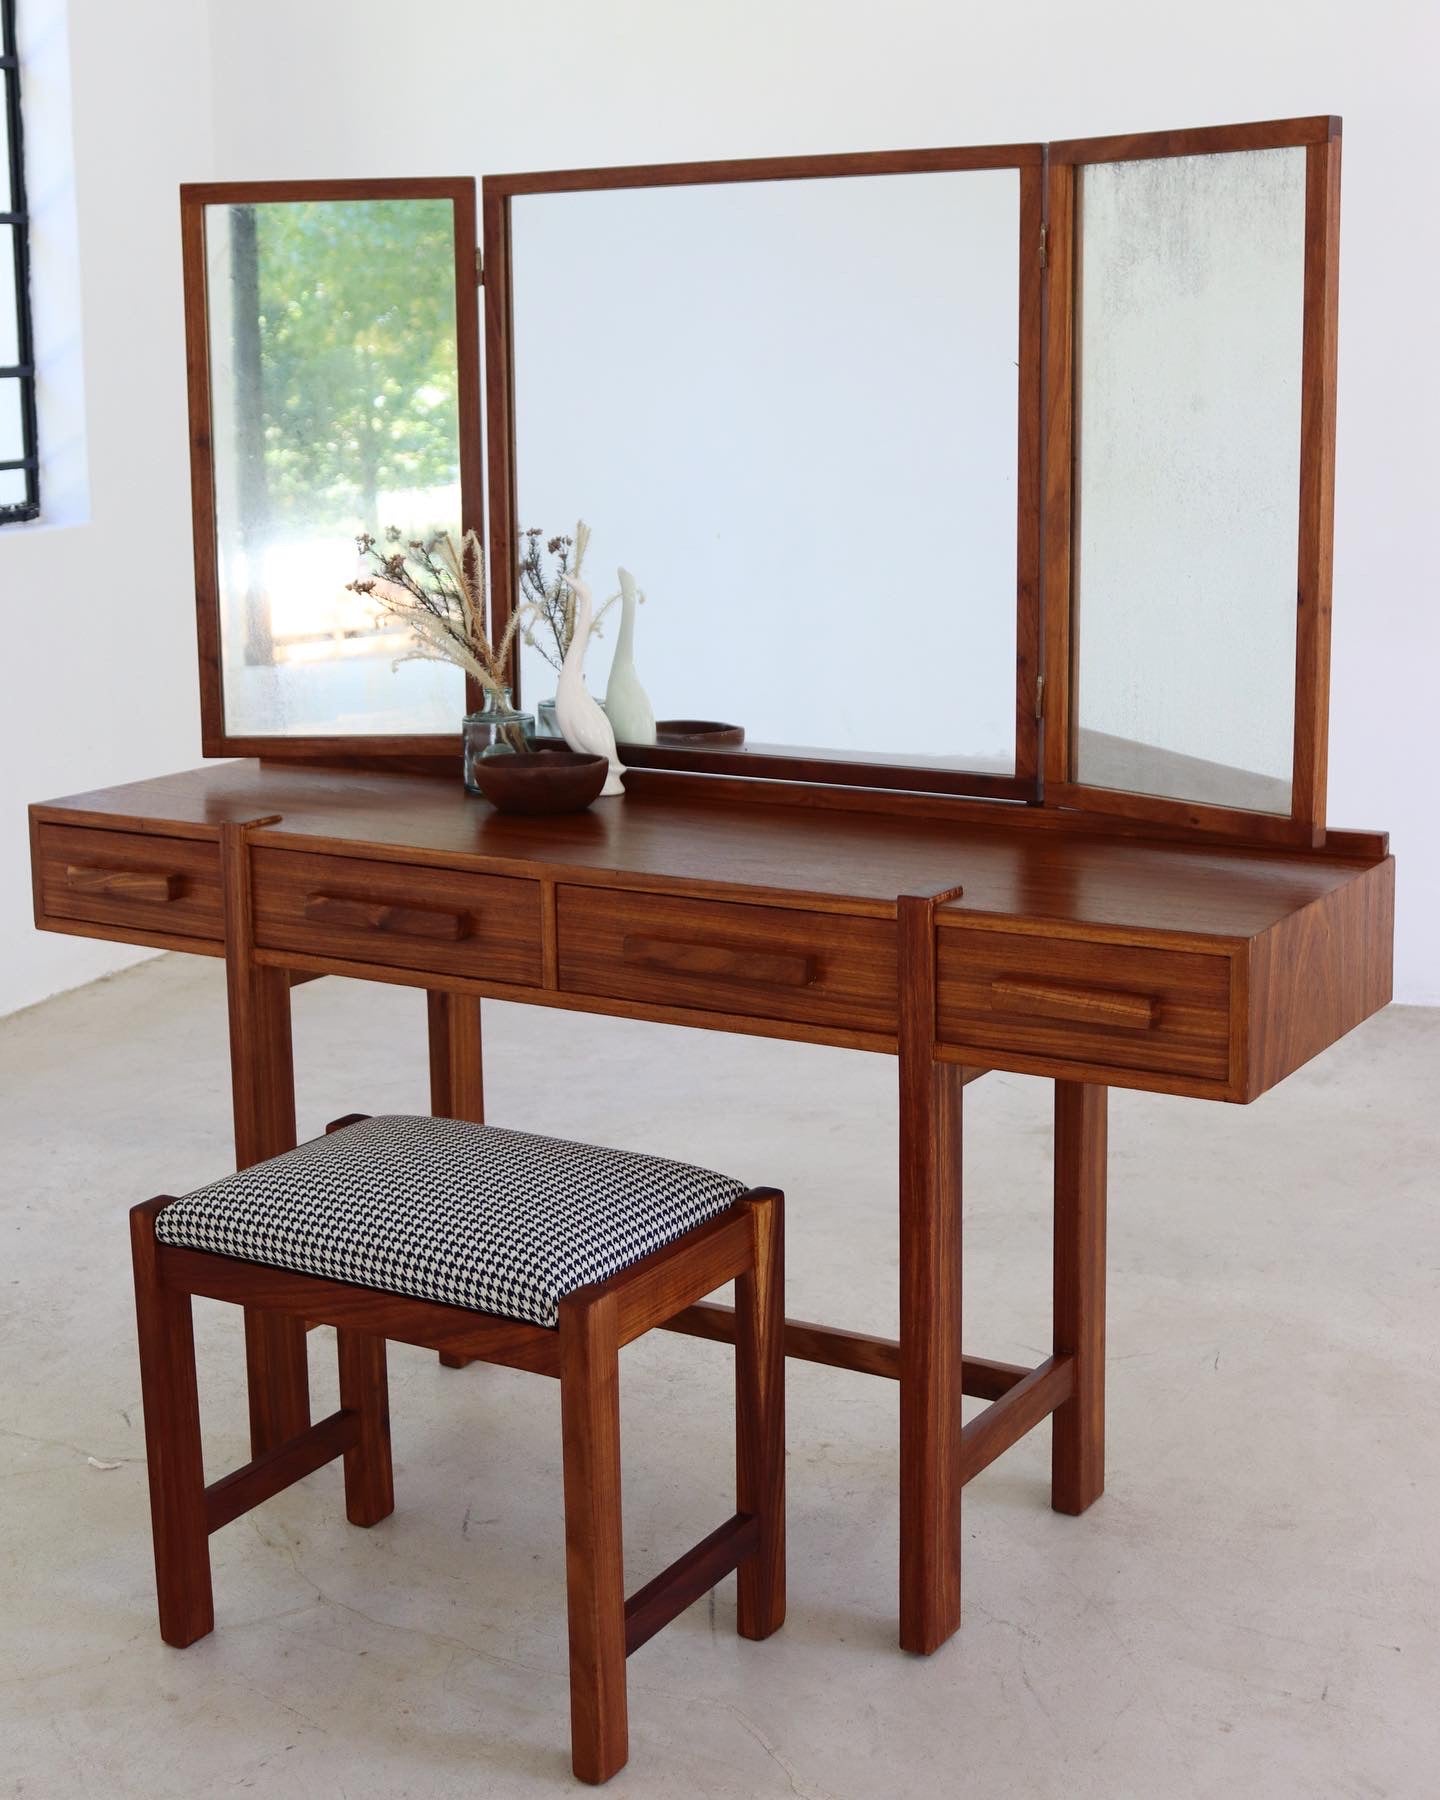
[1, 0, 38, 524]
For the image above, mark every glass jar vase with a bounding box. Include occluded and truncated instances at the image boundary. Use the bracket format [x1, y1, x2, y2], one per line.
[463, 688, 535, 793]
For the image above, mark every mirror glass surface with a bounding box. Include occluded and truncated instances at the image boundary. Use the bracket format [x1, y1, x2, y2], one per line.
[510, 169, 1021, 775]
[206, 198, 465, 736]
[1073, 146, 1306, 814]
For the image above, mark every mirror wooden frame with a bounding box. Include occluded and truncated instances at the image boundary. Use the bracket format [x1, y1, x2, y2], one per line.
[179, 176, 484, 761]
[177, 122, 1341, 849]
[482, 143, 1046, 803]
[1040, 115, 1341, 848]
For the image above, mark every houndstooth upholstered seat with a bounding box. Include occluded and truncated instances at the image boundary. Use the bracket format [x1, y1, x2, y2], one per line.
[155, 1115, 748, 1329]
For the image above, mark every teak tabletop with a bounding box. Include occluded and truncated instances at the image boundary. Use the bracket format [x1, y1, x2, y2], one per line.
[33, 761, 1381, 933]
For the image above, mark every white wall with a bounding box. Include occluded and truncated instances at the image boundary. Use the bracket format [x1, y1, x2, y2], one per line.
[0, 0, 213, 1014]
[3, 0, 1436, 1007]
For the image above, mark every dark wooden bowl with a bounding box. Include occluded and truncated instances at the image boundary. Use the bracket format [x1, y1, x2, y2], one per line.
[468, 751, 609, 815]
[654, 719, 746, 747]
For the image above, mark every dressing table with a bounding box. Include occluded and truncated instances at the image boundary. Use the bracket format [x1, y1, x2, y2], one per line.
[29, 114, 1393, 1658]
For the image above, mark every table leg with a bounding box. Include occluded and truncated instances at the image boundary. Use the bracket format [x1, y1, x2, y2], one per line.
[427, 991, 485, 1123]
[429, 993, 485, 1368]
[220, 823, 309, 1456]
[897, 895, 966, 1655]
[897, 1053, 965, 1653]
[1052, 1082, 1107, 1514]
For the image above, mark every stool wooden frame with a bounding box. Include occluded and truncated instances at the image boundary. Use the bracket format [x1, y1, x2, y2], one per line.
[129, 1124, 785, 1786]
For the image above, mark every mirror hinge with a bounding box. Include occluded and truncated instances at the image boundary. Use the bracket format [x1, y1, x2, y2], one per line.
[1034, 673, 1046, 720]
[1039, 221, 1047, 271]
[475, 248, 484, 284]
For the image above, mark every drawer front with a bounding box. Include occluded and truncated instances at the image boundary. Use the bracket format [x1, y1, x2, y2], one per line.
[36, 823, 222, 942]
[936, 924, 1233, 1083]
[253, 848, 543, 986]
[557, 885, 897, 1035]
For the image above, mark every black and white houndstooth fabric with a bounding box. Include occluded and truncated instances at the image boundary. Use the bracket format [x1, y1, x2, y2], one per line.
[154, 1115, 747, 1328]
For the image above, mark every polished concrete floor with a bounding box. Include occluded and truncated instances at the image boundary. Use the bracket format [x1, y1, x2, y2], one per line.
[2, 955, 1436, 1799]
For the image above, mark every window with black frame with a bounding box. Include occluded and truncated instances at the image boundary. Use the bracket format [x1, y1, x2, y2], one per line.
[1, 0, 38, 524]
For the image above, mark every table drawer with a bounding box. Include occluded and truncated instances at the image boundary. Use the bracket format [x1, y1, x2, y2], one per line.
[253, 848, 543, 986]
[557, 885, 897, 1036]
[936, 924, 1234, 1084]
[35, 823, 223, 942]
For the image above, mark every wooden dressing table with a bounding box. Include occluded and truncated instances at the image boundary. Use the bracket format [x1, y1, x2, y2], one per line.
[29, 761, 1392, 1654]
[30, 113, 1395, 1656]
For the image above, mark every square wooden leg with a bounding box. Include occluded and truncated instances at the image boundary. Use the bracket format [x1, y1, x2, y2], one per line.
[558, 1289, 628, 1785]
[736, 1191, 785, 1641]
[896, 895, 966, 1656]
[221, 825, 310, 1456]
[897, 1054, 965, 1653]
[1052, 1081, 1107, 1515]
[243, 1310, 312, 1457]
[337, 1329, 394, 1527]
[429, 992, 485, 1371]
[130, 1201, 213, 1649]
[428, 991, 485, 1122]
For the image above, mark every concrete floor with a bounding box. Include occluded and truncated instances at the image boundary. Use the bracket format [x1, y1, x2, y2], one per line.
[1, 955, 1436, 1799]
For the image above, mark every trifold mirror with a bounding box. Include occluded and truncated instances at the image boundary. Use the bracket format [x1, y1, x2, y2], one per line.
[181, 116, 1340, 844]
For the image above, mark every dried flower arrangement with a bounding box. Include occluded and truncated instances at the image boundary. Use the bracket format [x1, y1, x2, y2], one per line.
[347, 527, 527, 749]
[519, 520, 619, 673]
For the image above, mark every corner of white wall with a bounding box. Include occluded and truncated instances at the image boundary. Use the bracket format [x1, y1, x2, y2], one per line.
[0, 0, 220, 1017]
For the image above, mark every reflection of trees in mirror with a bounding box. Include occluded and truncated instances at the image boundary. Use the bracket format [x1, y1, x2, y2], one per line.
[231, 199, 460, 535]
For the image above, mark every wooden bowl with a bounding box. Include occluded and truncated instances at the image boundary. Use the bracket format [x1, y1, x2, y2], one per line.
[467, 751, 609, 815]
[654, 719, 746, 747]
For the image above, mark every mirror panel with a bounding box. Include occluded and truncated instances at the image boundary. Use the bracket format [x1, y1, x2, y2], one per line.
[203, 196, 466, 737]
[1072, 145, 1306, 814]
[508, 169, 1022, 777]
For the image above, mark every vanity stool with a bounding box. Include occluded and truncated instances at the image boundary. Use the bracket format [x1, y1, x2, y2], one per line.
[129, 1113, 785, 1784]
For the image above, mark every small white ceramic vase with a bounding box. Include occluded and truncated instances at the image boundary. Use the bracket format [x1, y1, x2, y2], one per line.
[556, 574, 626, 797]
[604, 567, 656, 745]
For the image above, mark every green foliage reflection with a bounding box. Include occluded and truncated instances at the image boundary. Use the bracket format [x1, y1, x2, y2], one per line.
[234, 199, 459, 533]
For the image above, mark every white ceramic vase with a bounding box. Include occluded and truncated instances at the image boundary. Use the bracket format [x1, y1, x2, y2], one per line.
[604, 567, 656, 745]
[556, 574, 626, 797]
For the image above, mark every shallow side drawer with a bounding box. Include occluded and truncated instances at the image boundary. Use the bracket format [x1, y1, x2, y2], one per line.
[936, 923, 1234, 1085]
[35, 822, 223, 943]
[252, 848, 543, 987]
[557, 884, 897, 1035]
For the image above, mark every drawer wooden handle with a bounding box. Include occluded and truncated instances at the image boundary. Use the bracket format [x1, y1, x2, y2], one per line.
[622, 933, 816, 989]
[65, 864, 181, 903]
[303, 893, 469, 942]
[989, 976, 1156, 1031]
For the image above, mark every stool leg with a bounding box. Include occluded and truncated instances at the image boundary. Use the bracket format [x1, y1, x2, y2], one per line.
[736, 1191, 786, 1641]
[558, 1289, 628, 1785]
[336, 1330, 394, 1527]
[130, 1204, 213, 1648]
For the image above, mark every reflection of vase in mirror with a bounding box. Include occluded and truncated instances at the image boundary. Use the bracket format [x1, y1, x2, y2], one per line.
[604, 567, 656, 745]
[536, 694, 606, 738]
[556, 575, 626, 796]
